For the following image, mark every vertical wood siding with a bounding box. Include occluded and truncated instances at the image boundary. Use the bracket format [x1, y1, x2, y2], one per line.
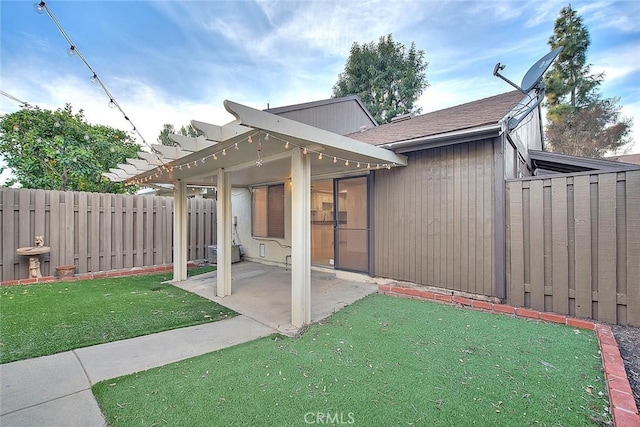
[506, 170, 640, 326]
[373, 140, 496, 294]
[0, 189, 216, 282]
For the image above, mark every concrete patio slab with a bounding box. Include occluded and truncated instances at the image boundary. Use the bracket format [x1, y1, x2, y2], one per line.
[174, 261, 378, 336]
[74, 315, 275, 384]
[0, 351, 90, 416]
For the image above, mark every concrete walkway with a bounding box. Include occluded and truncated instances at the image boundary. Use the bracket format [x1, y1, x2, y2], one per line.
[0, 316, 276, 427]
[0, 262, 377, 426]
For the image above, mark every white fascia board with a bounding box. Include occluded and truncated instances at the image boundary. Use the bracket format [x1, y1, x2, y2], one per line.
[117, 163, 138, 175]
[224, 100, 407, 166]
[168, 134, 217, 152]
[191, 119, 252, 142]
[137, 151, 163, 165]
[126, 158, 153, 171]
[151, 144, 190, 160]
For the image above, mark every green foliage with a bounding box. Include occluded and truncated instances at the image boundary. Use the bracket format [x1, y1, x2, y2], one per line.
[332, 34, 429, 124]
[157, 122, 201, 146]
[0, 105, 141, 192]
[0, 268, 233, 364]
[94, 295, 609, 426]
[544, 5, 632, 156]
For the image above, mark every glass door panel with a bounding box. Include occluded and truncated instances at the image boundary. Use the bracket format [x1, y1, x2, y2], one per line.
[335, 176, 368, 272]
[311, 180, 334, 266]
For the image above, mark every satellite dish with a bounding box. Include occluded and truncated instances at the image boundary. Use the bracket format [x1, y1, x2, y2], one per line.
[493, 46, 563, 131]
[521, 47, 563, 92]
[493, 46, 563, 94]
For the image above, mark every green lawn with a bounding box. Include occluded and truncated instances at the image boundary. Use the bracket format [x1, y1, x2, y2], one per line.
[93, 294, 610, 426]
[0, 266, 235, 363]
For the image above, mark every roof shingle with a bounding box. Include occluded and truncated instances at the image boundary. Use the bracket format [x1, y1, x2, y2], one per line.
[349, 91, 525, 145]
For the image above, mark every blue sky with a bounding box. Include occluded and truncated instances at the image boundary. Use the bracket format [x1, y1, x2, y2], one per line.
[1, 0, 639, 177]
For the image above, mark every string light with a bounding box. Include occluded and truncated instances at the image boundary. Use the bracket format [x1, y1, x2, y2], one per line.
[333, 157, 337, 163]
[303, 147, 307, 155]
[285, 141, 290, 149]
[35, 0, 155, 157]
[345, 160, 349, 166]
[0, 90, 34, 109]
[222, 148, 226, 156]
[318, 153, 323, 160]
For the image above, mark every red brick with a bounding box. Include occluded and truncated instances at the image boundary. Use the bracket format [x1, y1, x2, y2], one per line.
[599, 334, 619, 348]
[1, 280, 19, 286]
[472, 300, 493, 311]
[605, 360, 630, 379]
[434, 293, 453, 303]
[566, 318, 595, 330]
[378, 284, 392, 292]
[402, 288, 423, 297]
[610, 389, 639, 413]
[515, 307, 540, 319]
[20, 278, 37, 284]
[612, 408, 640, 427]
[418, 291, 436, 300]
[601, 343, 622, 359]
[493, 304, 516, 315]
[93, 273, 107, 279]
[453, 296, 473, 306]
[540, 312, 566, 324]
[607, 375, 635, 396]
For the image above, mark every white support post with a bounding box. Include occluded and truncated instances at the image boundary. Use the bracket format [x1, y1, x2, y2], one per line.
[216, 168, 232, 297]
[291, 147, 311, 327]
[173, 180, 188, 282]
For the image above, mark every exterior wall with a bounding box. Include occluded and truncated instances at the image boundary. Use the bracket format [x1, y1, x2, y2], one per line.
[275, 102, 375, 135]
[505, 107, 542, 178]
[372, 139, 496, 296]
[1, 188, 215, 282]
[506, 170, 640, 326]
[231, 185, 292, 266]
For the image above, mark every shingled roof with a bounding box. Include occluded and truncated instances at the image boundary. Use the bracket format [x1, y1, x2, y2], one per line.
[348, 91, 525, 146]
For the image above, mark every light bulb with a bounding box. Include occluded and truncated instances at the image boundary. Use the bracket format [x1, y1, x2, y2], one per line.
[90, 73, 98, 83]
[265, 133, 269, 141]
[34, 2, 45, 14]
[248, 135, 253, 144]
[318, 153, 323, 160]
[235, 142, 239, 150]
[345, 160, 349, 166]
[213, 154, 218, 160]
[222, 148, 226, 156]
[67, 45, 76, 56]
[357, 162, 360, 168]
[285, 141, 290, 149]
[333, 157, 337, 163]
[108, 99, 116, 108]
[367, 163, 370, 169]
[303, 147, 307, 155]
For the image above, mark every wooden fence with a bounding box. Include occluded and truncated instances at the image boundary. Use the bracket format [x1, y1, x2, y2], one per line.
[0, 188, 216, 282]
[506, 170, 639, 326]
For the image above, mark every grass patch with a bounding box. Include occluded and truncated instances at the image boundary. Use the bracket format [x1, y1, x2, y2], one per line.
[0, 267, 236, 363]
[93, 294, 609, 426]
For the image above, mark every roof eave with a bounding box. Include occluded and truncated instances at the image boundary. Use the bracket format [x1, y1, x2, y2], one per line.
[378, 123, 502, 153]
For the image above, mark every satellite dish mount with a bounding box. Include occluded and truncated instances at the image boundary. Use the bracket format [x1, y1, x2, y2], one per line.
[493, 46, 562, 130]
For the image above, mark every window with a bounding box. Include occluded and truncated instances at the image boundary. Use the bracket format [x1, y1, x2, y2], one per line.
[252, 184, 285, 238]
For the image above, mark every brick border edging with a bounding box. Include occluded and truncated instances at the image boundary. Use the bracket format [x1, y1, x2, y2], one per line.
[1, 262, 200, 286]
[379, 283, 640, 427]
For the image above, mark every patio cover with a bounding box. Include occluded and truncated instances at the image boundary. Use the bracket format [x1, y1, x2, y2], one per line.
[103, 100, 407, 327]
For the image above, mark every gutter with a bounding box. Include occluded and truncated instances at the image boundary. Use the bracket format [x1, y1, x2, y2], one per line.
[378, 124, 501, 153]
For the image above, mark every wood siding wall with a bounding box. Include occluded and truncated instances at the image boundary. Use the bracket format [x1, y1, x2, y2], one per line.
[373, 140, 496, 295]
[506, 170, 640, 326]
[0, 188, 216, 282]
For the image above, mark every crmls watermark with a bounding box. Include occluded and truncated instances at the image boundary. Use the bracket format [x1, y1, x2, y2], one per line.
[304, 411, 355, 425]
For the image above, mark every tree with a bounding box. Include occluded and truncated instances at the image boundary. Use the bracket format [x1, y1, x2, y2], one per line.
[0, 105, 140, 193]
[544, 5, 632, 156]
[332, 34, 429, 124]
[157, 123, 201, 146]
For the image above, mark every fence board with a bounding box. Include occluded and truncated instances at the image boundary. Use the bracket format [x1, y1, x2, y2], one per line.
[573, 175, 593, 319]
[2, 189, 16, 280]
[626, 171, 640, 327]
[529, 180, 545, 311]
[64, 191, 74, 266]
[507, 182, 525, 307]
[78, 192, 88, 273]
[597, 174, 617, 323]
[551, 178, 569, 314]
